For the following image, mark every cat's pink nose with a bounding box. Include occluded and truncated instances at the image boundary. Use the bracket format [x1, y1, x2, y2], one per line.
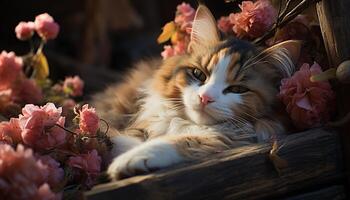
[199, 94, 214, 106]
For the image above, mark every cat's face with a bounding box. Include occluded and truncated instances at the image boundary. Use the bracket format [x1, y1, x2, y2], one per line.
[154, 6, 300, 126]
[182, 43, 265, 125]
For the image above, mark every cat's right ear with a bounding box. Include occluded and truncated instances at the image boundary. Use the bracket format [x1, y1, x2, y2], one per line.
[188, 5, 220, 53]
[260, 40, 302, 77]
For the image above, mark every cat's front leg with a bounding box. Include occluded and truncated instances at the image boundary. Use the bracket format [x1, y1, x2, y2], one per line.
[107, 133, 231, 180]
[107, 138, 183, 180]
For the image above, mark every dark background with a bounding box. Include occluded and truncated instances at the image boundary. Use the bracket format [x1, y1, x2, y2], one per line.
[0, 0, 237, 95]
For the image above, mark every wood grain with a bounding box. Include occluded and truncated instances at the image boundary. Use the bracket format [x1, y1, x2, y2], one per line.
[283, 185, 346, 200]
[316, 0, 350, 188]
[85, 129, 344, 200]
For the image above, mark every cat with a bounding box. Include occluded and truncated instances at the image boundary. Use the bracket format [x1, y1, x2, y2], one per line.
[91, 5, 301, 180]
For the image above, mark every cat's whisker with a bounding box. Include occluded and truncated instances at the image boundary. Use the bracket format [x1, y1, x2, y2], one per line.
[207, 107, 252, 134]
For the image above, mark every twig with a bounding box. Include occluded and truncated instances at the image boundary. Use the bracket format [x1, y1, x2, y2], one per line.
[253, 0, 321, 44]
[55, 123, 79, 135]
[279, 0, 293, 19]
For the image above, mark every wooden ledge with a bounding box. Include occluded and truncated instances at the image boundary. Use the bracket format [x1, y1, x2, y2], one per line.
[85, 128, 344, 200]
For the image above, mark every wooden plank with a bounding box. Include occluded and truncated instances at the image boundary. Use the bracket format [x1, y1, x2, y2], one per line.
[283, 185, 346, 200]
[316, 0, 350, 187]
[85, 128, 344, 200]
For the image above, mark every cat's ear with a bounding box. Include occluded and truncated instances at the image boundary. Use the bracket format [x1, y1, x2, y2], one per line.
[261, 40, 302, 77]
[188, 5, 220, 52]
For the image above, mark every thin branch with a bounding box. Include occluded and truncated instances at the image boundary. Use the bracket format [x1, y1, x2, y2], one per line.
[253, 0, 321, 45]
[55, 123, 79, 135]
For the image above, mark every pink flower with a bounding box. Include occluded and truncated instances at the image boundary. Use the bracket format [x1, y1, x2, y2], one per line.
[0, 51, 23, 90]
[15, 21, 35, 40]
[173, 40, 188, 55]
[62, 98, 76, 117]
[79, 104, 100, 135]
[161, 45, 175, 59]
[217, 16, 234, 34]
[0, 144, 61, 199]
[0, 90, 21, 118]
[0, 118, 22, 145]
[52, 83, 63, 93]
[34, 13, 60, 40]
[175, 3, 195, 32]
[278, 62, 335, 129]
[161, 40, 189, 59]
[37, 155, 64, 188]
[13, 78, 43, 104]
[36, 183, 62, 200]
[63, 76, 84, 97]
[67, 150, 101, 187]
[229, 0, 277, 38]
[19, 103, 67, 149]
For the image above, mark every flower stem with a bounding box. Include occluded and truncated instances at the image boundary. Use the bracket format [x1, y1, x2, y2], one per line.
[55, 123, 79, 135]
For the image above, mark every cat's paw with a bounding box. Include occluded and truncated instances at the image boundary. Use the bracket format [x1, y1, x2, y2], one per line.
[107, 139, 182, 180]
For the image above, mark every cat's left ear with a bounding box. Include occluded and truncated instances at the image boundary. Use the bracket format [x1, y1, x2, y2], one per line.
[261, 40, 302, 77]
[188, 5, 220, 52]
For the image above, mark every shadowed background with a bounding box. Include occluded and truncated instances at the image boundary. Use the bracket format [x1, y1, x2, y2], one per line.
[0, 0, 236, 96]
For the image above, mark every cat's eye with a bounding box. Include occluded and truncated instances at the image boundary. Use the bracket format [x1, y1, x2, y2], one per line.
[192, 68, 206, 82]
[224, 85, 250, 94]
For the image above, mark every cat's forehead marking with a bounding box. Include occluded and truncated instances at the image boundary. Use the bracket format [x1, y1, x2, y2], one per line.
[226, 53, 241, 82]
[206, 48, 230, 72]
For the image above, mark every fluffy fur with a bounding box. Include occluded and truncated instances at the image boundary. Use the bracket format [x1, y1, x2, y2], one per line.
[91, 5, 301, 180]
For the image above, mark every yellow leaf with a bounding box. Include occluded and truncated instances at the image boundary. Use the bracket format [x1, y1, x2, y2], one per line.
[33, 52, 49, 80]
[157, 21, 176, 44]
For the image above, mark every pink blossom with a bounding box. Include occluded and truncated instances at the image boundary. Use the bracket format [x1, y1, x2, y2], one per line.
[175, 3, 195, 32]
[51, 83, 63, 93]
[36, 183, 62, 200]
[229, 0, 277, 38]
[161, 40, 188, 59]
[0, 90, 21, 118]
[15, 21, 35, 40]
[79, 104, 100, 135]
[13, 78, 43, 104]
[0, 51, 23, 90]
[173, 40, 188, 55]
[62, 98, 76, 117]
[278, 62, 335, 129]
[67, 150, 101, 187]
[161, 45, 175, 59]
[19, 103, 67, 149]
[34, 13, 60, 40]
[217, 16, 234, 34]
[0, 144, 61, 199]
[0, 118, 22, 145]
[37, 155, 64, 188]
[63, 76, 84, 97]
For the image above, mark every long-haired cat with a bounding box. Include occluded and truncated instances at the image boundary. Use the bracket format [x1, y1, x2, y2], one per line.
[92, 5, 301, 180]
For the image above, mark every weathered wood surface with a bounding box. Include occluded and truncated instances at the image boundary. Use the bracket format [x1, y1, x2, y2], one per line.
[316, 0, 350, 67]
[283, 185, 346, 200]
[85, 129, 344, 200]
[316, 0, 350, 187]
